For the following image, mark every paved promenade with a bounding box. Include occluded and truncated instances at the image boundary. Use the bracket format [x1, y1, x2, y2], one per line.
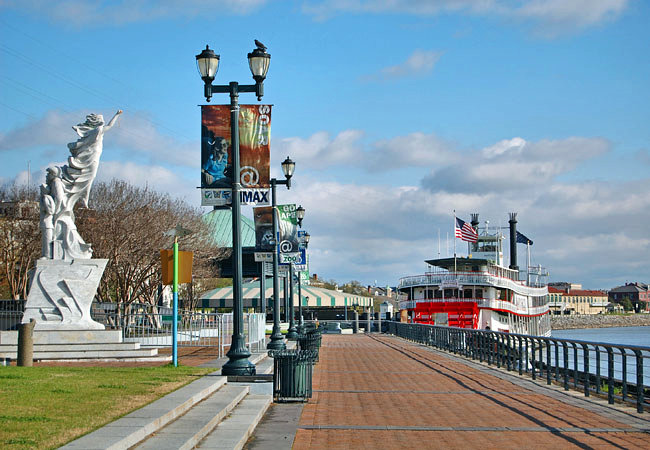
[289, 334, 650, 449]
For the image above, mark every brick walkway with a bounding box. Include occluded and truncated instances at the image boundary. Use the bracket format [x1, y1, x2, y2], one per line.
[293, 334, 650, 449]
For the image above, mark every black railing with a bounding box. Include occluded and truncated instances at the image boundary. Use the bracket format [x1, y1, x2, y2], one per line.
[0, 300, 25, 331]
[387, 322, 649, 413]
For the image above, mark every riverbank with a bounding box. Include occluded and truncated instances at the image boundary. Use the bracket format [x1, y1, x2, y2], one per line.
[551, 313, 650, 330]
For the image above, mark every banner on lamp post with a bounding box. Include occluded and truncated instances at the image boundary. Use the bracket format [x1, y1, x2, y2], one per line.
[276, 204, 299, 257]
[200, 104, 271, 206]
[253, 206, 275, 252]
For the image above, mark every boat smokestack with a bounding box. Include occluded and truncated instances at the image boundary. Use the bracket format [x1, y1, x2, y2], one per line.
[470, 214, 479, 251]
[509, 213, 518, 271]
[470, 213, 479, 231]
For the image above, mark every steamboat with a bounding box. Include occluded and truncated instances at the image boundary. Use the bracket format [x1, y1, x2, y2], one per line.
[398, 213, 551, 336]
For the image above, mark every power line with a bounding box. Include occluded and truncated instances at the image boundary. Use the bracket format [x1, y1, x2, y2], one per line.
[0, 34, 194, 141]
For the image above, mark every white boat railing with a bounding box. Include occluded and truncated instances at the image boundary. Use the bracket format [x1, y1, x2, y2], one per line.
[399, 272, 548, 298]
[398, 298, 549, 316]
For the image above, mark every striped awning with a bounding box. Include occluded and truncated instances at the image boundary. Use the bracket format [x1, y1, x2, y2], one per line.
[200, 280, 373, 309]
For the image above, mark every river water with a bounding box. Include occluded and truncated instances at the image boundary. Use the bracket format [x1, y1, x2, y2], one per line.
[552, 326, 650, 348]
[549, 326, 650, 387]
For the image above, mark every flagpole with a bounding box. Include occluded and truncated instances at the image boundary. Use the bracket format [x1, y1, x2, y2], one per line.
[526, 241, 529, 285]
[438, 228, 440, 259]
[453, 210, 457, 273]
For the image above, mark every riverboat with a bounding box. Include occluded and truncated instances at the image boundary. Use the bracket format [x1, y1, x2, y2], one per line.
[398, 213, 551, 336]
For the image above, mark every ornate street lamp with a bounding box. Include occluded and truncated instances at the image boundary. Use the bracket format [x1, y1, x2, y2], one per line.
[297, 228, 310, 333]
[267, 160, 295, 350]
[196, 41, 270, 376]
[296, 205, 305, 228]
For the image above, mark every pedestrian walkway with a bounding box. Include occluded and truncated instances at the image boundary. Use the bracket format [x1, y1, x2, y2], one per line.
[289, 334, 650, 449]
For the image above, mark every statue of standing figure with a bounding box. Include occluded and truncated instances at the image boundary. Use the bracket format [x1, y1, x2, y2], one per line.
[39, 110, 122, 260]
[24, 110, 122, 330]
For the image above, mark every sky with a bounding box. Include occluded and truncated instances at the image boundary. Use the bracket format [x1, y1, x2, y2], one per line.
[1, 0, 649, 290]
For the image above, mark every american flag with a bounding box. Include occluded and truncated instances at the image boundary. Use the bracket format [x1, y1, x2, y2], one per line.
[455, 217, 478, 243]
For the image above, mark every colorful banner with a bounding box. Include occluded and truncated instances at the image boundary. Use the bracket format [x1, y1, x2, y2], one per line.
[277, 204, 299, 256]
[253, 206, 274, 252]
[200, 105, 271, 204]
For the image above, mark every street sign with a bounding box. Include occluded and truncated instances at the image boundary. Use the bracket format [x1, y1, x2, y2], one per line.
[279, 252, 303, 264]
[293, 264, 307, 271]
[278, 265, 290, 273]
[254, 252, 273, 262]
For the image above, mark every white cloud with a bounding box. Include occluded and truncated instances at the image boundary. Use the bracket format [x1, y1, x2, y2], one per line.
[513, 0, 628, 35]
[97, 161, 197, 204]
[303, 0, 629, 35]
[0, 109, 198, 168]
[275, 131, 649, 289]
[276, 130, 456, 172]
[3, 0, 268, 26]
[422, 136, 610, 193]
[275, 130, 365, 170]
[367, 50, 443, 81]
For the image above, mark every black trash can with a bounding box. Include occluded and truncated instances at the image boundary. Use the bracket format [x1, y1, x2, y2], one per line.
[298, 331, 322, 362]
[269, 349, 317, 402]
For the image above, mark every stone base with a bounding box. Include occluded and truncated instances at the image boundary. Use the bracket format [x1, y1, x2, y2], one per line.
[0, 329, 165, 361]
[22, 258, 107, 330]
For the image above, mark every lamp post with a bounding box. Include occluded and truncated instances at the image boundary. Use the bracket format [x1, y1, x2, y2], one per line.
[267, 157, 295, 350]
[297, 231, 309, 333]
[196, 42, 270, 376]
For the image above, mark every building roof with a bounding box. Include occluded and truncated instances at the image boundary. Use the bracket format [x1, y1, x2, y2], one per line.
[609, 283, 648, 294]
[547, 287, 564, 294]
[200, 280, 373, 308]
[566, 289, 607, 297]
[202, 208, 256, 248]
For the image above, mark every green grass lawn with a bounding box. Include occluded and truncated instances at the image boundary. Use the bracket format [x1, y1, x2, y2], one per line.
[0, 365, 214, 449]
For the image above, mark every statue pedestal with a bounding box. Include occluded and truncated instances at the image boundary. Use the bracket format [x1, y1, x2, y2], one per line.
[22, 259, 108, 331]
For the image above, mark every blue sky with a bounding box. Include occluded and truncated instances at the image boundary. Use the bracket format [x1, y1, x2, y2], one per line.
[1, 0, 649, 289]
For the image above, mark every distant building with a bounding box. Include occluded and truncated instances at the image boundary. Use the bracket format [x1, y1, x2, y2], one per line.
[608, 283, 650, 313]
[548, 282, 582, 291]
[547, 286, 608, 315]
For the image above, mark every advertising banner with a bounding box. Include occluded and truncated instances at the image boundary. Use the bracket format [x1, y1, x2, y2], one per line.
[200, 104, 271, 205]
[253, 206, 274, 252]
[279, 248, 305, 265]
[276, 204, 299, 256]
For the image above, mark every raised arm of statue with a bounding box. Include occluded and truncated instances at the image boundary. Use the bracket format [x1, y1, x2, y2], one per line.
[103, 110, 123, 133]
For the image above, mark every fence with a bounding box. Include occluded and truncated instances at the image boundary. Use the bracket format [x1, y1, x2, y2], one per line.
[0, 300, 25, 331]
[1, 301, 265, 358]
[93, 309, 266, 358]
[387, 321, 650, 413]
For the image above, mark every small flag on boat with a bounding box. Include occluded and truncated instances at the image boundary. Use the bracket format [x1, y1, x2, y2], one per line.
[516, 231, 533, 246]
[455, 217, 478, 243]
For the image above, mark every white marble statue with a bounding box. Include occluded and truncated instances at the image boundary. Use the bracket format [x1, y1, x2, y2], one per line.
[39, 110, 122, 260]
[24, 110, 122, 330]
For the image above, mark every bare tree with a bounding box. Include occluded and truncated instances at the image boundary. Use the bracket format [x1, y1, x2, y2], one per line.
[0, 185, 39, 299]
[76, 180, 226, 315]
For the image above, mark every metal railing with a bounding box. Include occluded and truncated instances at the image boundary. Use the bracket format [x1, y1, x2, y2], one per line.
[399, 272, 548, 297]
[0, 300, 25, 331]
[92, 309, 267, 358]
[387, 322, 649, 413]
[398, 298, 549, 316]
[1, 301, 266, 358]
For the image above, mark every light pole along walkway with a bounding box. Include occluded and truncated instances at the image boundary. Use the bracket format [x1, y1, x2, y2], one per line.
[292, 334, 650, 449]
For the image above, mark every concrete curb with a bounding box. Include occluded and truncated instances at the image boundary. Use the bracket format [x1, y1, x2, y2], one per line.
[60, 374, 227, 449]
[136, 384, 250, 450]
[197, 395, 273, 449]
